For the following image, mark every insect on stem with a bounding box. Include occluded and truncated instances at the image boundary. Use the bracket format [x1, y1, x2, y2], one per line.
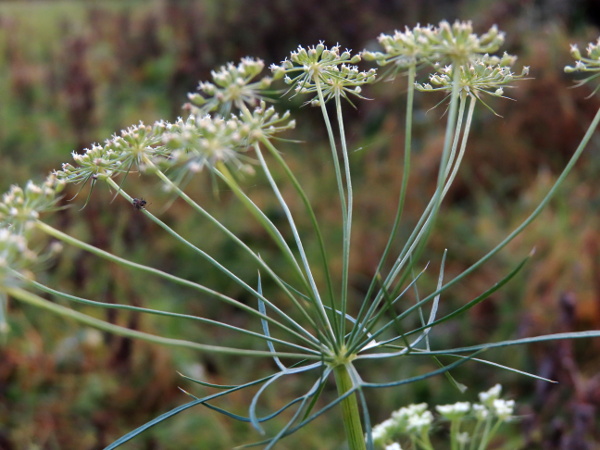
[132, 198, 147, 210]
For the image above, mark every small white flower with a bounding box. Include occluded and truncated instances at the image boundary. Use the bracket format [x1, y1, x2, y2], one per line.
[479, 384, 502, 405]
[436, 401, 471, 419]
[372, 418, 395, 441]
[473, 404, 489, 420]
[392, 403, 429, 421]
[492, 399, 515, 420]
[406, 410, 433, 432]
[457, 432, 470, 445]
[385, 443, 403, 450]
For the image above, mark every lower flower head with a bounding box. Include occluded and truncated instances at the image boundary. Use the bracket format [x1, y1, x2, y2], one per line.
[0, 175, 65, 232]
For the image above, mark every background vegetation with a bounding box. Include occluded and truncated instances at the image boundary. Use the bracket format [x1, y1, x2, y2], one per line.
[0, 0, 599, 448]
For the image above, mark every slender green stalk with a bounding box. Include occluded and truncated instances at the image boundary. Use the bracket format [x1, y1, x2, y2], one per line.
[350, 65, 417, 346]
[352, 72, 467, 349]
[104, 177, 314, 339]
[315, 77, 348, 337]
[148, 165, 307, 290]
[253, 144, 337, 346]
[373, 92, 471, 300]
[442, 95, 477, 198]
[476, 418, 494, 450]
[211, 163, 308, 285]
[347, 96, 480, 352]
[450, 418, 460, 450]
[0, 292, 7, 343]
[27, 277, 317, 354]
[35, 220, 320, 349]
[137, 166, 323, 338]
[384, 66, 463, 288]
[373, 104, 600, 330]
[259, 137, 337, 332]
[7, 287, 314, 359]
[316, 77, 347, 227]
[357, 65, 417, 317]
[335, 93, 353, 339]
[333, 364, 366, 450]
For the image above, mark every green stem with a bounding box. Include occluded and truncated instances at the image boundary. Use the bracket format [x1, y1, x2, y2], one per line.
[0, 292, 8, 343]
[104, 177, 311, 339]
[316, 78, 348, 338]
[351, 70, 466, 349]
[334, 364, 365, 450]
[389, 103, 600, 319]
[141, 165, 322, 340]
[211, 163, 308, 286]
[385, 66, 463, 286]
[26, 277, 317, 355]
[6, 287, 313, 359]
[335, 93, 353, 340]
[35, 221, 319, 349]
[348, 64, 417, 349]
[253, 144, 336, 346]
[450, 418, 460, 450]
[259, 137, 337, 333]
[316, 78, 347, 227]
[477, 418, 494, 450]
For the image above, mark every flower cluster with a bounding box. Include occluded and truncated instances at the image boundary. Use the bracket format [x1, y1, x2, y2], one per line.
[416, 54, 529, 101]
[565, 39, 600, 74]
[162, 103, 295, 176]
[188, 57, 274, 116]
[372, 403, 433, 448]
[54, 121, 169, 186]
[54, 59, 296, 189]
[363, 25, 438, 70]
[364, 21, 506, 74]
[236, 101, 296, 144]
[370, 385, 516, 449]
[162, 114, 251, 174]
[104, 122, 170, 174]
[0, 228, 38, 287]
[0, 174, 65, 233]
[271, 43, 377, 105]
[477, 383, 515, 421]
[428, 20, 504, 65]
[0, 174, 65, 289]
[565, 38, 600, 94]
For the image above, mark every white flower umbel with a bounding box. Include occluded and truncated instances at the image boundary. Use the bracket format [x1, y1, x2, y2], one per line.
[369, 386, 519, 449]
[188, 57, 274, 116]
[565, 38, 600, 95]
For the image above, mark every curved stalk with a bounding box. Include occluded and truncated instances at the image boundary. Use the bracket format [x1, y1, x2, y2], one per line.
[27, 277, 318, 355]
[104, 177, 315, 339]
[364, 104, 600, 342]
[259, 137, 337, 331]
[139, 166, 322, 338]
[335, 93, 353, 339]
[36, 221, 320, 349]
[352, 72, 467, 348]
[350, 65, 417, 344]
[253, 144, 336, 346]
[7, 287, 316, 359]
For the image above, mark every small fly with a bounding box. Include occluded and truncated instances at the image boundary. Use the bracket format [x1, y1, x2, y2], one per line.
[132, 198, 147, 210]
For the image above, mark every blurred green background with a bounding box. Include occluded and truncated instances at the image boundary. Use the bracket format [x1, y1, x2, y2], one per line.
[1, 0, 599, 448]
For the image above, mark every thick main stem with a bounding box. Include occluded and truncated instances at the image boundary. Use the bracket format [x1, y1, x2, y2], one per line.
[334, 364, 366, 450]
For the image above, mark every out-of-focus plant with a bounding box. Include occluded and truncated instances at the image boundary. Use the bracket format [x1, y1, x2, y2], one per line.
[1, 21, 599, 449]
[371, 384, 516, 450]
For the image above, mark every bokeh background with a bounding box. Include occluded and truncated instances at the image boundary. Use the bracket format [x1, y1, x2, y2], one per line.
[1, 0, 599, 448]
